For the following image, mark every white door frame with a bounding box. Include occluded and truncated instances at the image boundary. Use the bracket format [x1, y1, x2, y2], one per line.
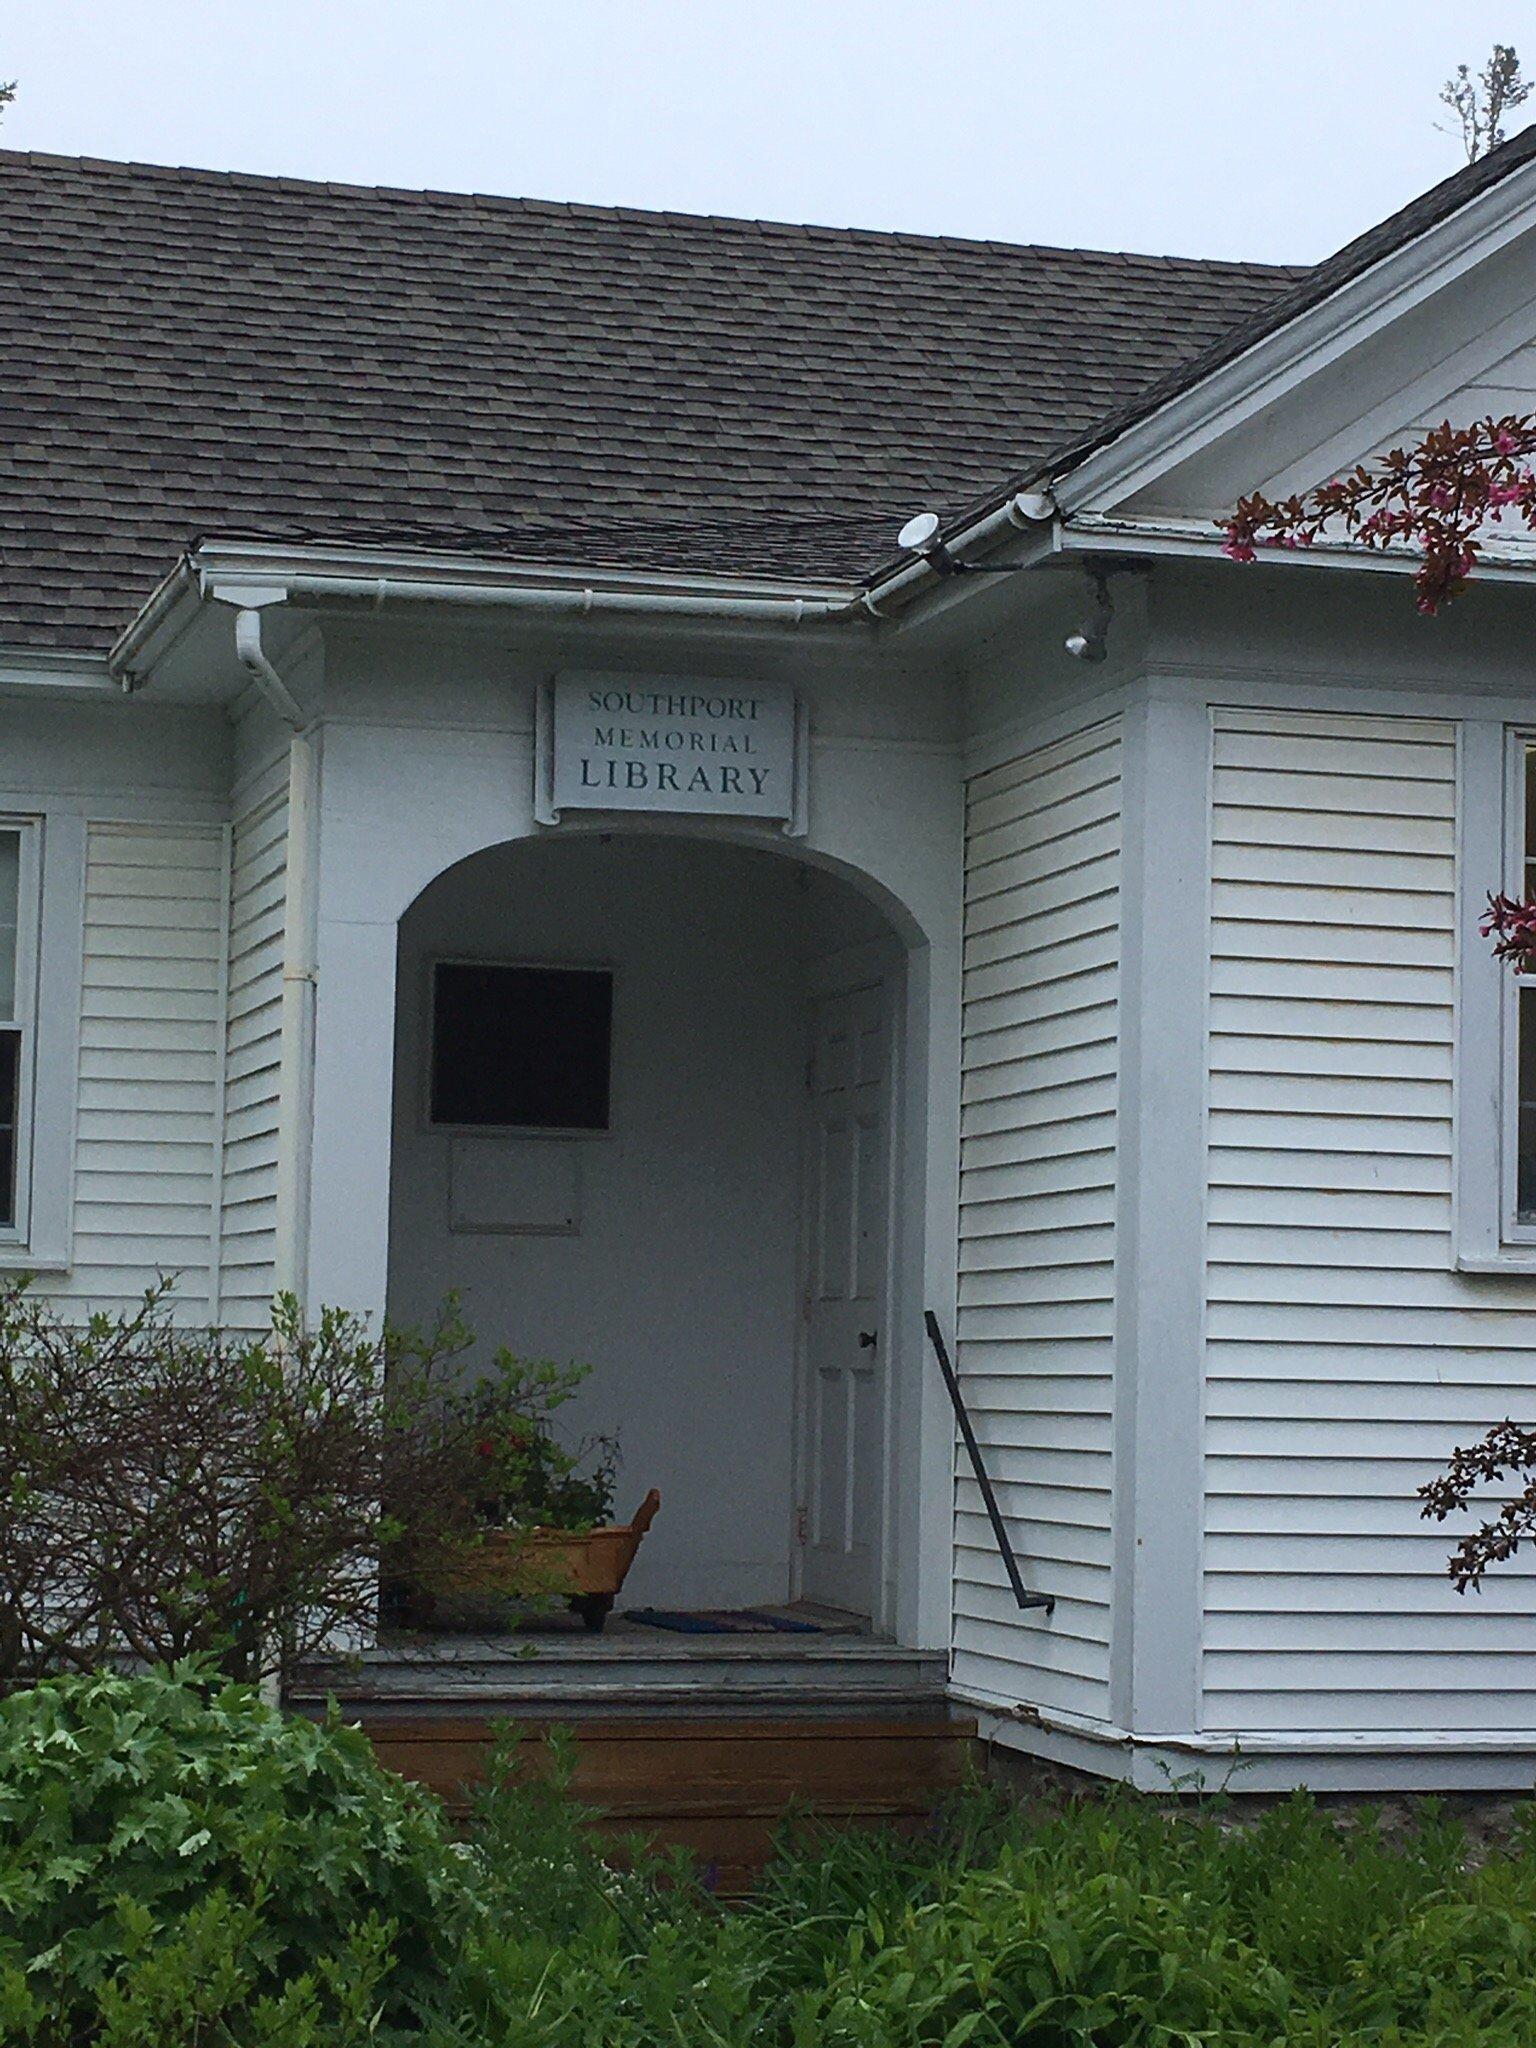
[791, 933, 907, 1635]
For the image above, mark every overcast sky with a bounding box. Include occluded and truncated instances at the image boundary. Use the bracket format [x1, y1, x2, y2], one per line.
[2, 2, 1531, 264]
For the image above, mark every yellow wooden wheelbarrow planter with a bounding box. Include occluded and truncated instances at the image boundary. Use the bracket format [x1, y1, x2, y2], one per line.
[419, 1489, 661, 1632]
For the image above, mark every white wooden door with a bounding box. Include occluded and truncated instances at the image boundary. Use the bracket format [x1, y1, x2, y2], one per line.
[799, 978, 893, 1618]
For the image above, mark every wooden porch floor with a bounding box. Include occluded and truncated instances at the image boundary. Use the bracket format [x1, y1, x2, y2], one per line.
[292, 1606, 950, 1719]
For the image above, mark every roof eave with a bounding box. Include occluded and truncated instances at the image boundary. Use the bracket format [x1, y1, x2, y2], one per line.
[1050, 148, 1536, 519]
[857, 133, 1536, 614]
[1059, 510, 1536, 588]
[108, 538, 875, 685]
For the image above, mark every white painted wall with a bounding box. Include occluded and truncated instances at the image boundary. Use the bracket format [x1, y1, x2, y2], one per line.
[387, 831, 893, 1612]
[305, 629, 965, 1646]
[0, 693, 231, 1319]
[219, 741, 288, 1328]
[951, 560, 1536, 1784]
[1203, 704, 1536, 1737]
[62, 818, 229, 1318]
[954, 719, 1122, 1723]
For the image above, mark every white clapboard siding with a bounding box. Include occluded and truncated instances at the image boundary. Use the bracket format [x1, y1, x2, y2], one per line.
[953, 718, 1121, 1722]
[1205, 707, 1536, 1733]
[43, 822, 227, 1319]
[219, 759, 288, 1329]
[1405, 336, 1536, 436]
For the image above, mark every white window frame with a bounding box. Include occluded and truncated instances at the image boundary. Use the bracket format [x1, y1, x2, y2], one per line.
[1503, 729, 1536, 1246]
[0, 817, 42, 1245]
[0, 808, 85, 1272]
[1454, 720, 1536, 1271]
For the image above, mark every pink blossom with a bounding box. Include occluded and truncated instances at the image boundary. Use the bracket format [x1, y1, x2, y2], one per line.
[1483, 892, 1536, 970]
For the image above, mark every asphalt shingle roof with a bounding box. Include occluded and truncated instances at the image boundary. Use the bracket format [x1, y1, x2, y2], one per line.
[0, 149, 1303, 651]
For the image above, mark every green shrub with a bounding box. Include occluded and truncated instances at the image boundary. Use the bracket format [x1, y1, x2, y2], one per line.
[8, 1667, 1536, 2045]
[0, 1664, 481, 2045]
[455, 1767, 1536, 2048]
[0, 1281, 610, 1685]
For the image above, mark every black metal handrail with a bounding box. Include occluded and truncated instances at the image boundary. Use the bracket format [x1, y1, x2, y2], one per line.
[925, 1309, 1054, 1616]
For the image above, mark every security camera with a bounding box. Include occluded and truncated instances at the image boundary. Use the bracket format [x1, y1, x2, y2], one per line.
[1064, 568, 1114, 662]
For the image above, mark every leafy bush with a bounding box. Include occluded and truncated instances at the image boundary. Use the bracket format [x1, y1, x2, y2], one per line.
[457, 1781, 1536, 2048]
[0, 1282, 612, 1680]
[458, 1356, 618, 1534]
[0, 1665, 481, 2045]
[8, 1668, 1536, 2044]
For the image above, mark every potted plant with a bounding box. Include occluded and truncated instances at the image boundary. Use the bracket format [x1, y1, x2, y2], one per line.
[387, 1346, 659, 1632]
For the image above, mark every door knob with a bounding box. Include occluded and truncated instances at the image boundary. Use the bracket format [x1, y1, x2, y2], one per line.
[858, 1329, 878, 1349]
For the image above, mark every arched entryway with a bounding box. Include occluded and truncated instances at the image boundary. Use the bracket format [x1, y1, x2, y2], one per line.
[384, 830, 919, 1633]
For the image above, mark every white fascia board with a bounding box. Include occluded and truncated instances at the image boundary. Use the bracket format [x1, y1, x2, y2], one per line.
[0, 647, 118, 695]
[1058, 511, 1536, 587]
[110, 539, 871, 686]
[193, 537, 861, 608]
[1055, 161, 1536, 518]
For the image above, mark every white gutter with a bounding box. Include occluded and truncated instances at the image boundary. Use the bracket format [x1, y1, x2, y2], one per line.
[858, 488, 1059, 616]
[276, 571, 848, 624]
[105, 546, 873, 687]
[198, 542, 865, 627]
[106, 557, 199, 688]
[0, 648, 117, 694]
[107, 510, 1064, 679]
[274, 727, 320, 1309]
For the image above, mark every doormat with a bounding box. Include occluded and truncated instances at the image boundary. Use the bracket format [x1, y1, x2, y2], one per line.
[624, 1607, 832, 1635]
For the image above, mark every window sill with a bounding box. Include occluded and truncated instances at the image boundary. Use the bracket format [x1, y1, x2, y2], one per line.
[0, 1246, 71, 1275]
[1455, 1251, 1536, 1276]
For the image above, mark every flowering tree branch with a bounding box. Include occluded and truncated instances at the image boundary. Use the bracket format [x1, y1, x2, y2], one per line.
[1482, 891, 1536, 972]
[1420, 1421, 1536, 1592]
[1220, 413, 1536, 613]
[1222, 410, 1536, 1587]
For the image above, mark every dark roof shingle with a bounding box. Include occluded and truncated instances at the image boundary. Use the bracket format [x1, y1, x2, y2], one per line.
[0, 150, 1303, 648]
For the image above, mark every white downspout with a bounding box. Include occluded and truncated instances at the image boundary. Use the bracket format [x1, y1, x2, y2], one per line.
[233, 607, 318, 1311]
[233, 607, 308, 728]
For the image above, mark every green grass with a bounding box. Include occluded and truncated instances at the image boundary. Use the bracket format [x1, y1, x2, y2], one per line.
[4, 1669, 1536, 2044]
